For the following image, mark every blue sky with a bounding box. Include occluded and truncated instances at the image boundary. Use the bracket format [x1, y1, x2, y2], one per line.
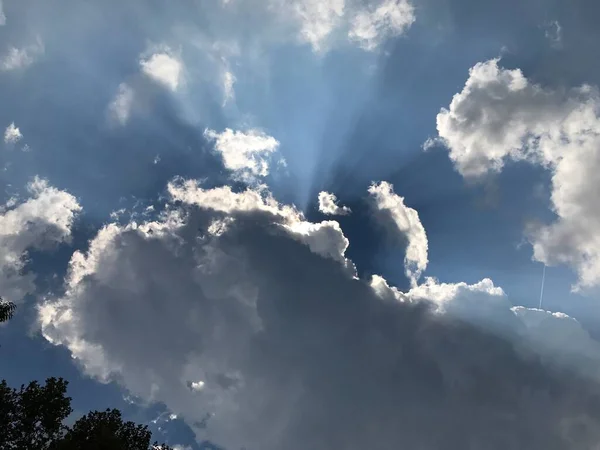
[2, 0, 600, 449]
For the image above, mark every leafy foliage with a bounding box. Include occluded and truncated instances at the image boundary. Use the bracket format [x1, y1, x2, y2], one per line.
[0, 378, 172, 450]
[0, 298, 16, 323]
[0, 378, 72, 450]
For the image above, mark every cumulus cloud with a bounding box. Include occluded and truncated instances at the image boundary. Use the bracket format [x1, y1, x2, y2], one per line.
[0, 178, 81, 304]
[38, 179, 600, 450]
[317, 191, 350, 216]
[368, 181, 428, 286]
[140, 51, 183, 92]
[108, 83, 135, 125]
[4, 122, 22, 144]
[1, 39, 44, 71]
[348, 0, 415, 51]
[266, 0, 414, 52]
[204, 128, 280, 183]
[437, 58, 600, 288]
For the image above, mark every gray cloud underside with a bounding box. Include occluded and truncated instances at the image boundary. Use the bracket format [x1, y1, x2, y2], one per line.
[39, 181, 600, 450]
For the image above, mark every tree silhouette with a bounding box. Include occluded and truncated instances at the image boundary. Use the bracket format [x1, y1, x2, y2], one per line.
[0, 377, 172, 450]
[0, 298, 16, 323]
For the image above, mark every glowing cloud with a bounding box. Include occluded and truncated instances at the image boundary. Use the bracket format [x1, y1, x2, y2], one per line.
[0, 177, 81, 304]
[38, 180, 600, 450]
[349, 0, 415, 50]
[204, 128, 280, 182]
[318, 191, 351, 216]
[4, 122, 22, 144]
[368, 181, 428, 286]
[437, 59, 600, 289]
[140, 51, 183, 91]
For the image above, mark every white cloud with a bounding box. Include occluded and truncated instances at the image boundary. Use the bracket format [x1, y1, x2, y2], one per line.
[375, 275, 600, 379]
[108, 83, 134, 125]
[368, 181, 428, 286]
[167, 179, 352, 269]
[222, 70, 236, 105]
[140, 51, 183, 91]
[292, 0, 345, 52]
[204, 128, 280, 182]
[437, 59, 600, 289]
[0, 178, 81, 304]
[544, 20, 562, 48]
[318, 191, 350, 216]
[1, 39, 44, 71]
[38, 179, 600, 449]
[265, 0, 414, 52]
[348, 0, 415, 51]
[4, 122, 22, 144]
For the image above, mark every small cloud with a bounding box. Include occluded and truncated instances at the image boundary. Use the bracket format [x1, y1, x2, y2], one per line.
[422, 136, 443, 151]
[1, 38, 44, 71]
[153, 154, 161, 164]
[140, 50, 183, 91]
[294, 0, 345, 52]
[349, 0, 415, 51]
[222, 69, 236, 106]
[368, 181, 428, 286]
[4, 122, 22, 144]
[204, 128, 280, 183]
[187, 380, 205, 392]
[108, 83, 134, 125]
[544, 20, 562, 48]
[318, 191, 351, 216]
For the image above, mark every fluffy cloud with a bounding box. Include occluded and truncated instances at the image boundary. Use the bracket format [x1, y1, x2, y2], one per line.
[1, 39, 44, 71]
[348, 0, 415, 51]
[39, 179, 600, 450]
[368, 181, 428, 286]
[4, 122, 22, 144]
[317, 191, 350, 216]
[291, 0, 345, 52]
[140, 51, 183, 92]
[437, 59, 600, 289]
[204, 128, 280, 182]
[108, 83, 135, 125]
[0, 178, 81, 304]
[238, 0, 414, 52]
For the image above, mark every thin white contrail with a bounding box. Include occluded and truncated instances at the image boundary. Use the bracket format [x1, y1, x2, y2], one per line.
[538, 264, 546, 309]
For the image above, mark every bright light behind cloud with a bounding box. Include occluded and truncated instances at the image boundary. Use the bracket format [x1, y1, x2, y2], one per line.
[3, 2, 600, 450]
[368, 181, 428, 286]
[39, 179, 600, 449]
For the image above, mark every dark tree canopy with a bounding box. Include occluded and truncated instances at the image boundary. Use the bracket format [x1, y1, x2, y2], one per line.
[0, 378, 172, 450]
[0, 298, 16, 323]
